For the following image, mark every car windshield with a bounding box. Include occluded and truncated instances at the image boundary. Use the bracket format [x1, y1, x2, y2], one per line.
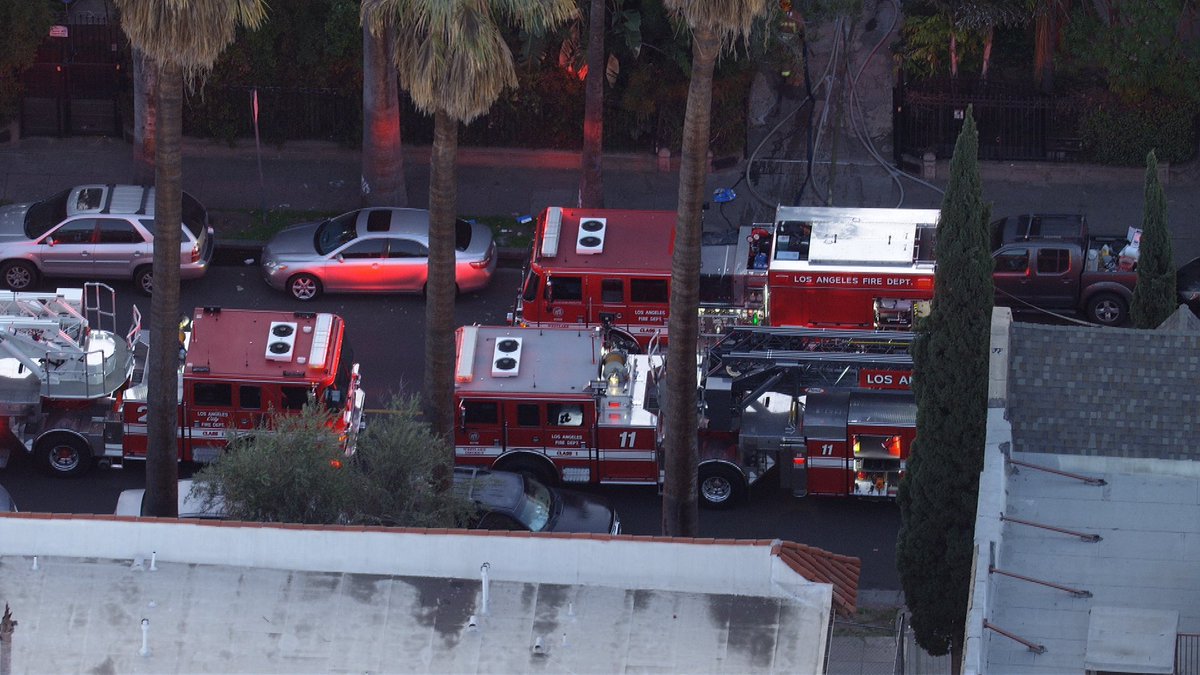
[513, 477, 554, 532]
[455, 219, 472, 251]
[23, 189, 71, 239]
[314, 211, 360, 255]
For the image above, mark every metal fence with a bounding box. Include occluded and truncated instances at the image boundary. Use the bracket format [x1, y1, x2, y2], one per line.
[184, 86, 361, 145]
[20, 14, 127, 137]
[894, 77, 1083, 163]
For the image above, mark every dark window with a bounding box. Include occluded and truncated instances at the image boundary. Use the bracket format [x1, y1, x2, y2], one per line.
[281, 386, 310, 410]
[47, 219, 96, 244]
[193, 382, 232, 407]
[239, 386, 262, 410]
[454, 219, 474, 251]
[463, 400, 499, 425]
[601, 279, 624, 303]
[339, 239, 386, 260]
[549, 276, 583, 302]
[315, 211, 361, 255]
[516, 404, 540, 427]
[387, 238, 428, 258]
[1036, 249, 1070, 274]
[994, 249, 1029, 273]
[23, 189, 71, 238]
[366, 210, 392, 232]
[96, 218, 144, 244]
[630, 278, 668, 303]
[522, 271, 543, 303]
[476, 512, 526, 531]
[774, 221, 813, 261]
[547, 403, 583, 427]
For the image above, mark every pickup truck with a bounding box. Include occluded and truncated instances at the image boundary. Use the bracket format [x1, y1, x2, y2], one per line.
[990, 214, 1137, 326]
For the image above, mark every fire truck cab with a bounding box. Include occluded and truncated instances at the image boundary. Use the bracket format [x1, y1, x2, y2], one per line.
[763, 206, 939, 330]
[453, 325, 662, 488]
[509, 207, 766, 350]
[117, 306, 364, 468]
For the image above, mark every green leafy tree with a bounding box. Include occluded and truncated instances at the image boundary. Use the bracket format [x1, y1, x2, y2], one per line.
[896, 107, 993, 666]
[1130, 150, 1176, 328]
[660, 0, 768, 537]
[193, 397, 473, 526]
[0, 0, 55, 127]
[361, 0, 577, 440]
[116, 0, 268, 518]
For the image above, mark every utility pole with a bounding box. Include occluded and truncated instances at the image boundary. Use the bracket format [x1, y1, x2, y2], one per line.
[1, 603, 16, 675]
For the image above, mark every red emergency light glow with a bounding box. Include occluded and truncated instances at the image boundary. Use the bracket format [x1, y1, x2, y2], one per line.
[915, 277, 934, 290]
[793, 456, 806, 466]
[888, 436, 902, 457]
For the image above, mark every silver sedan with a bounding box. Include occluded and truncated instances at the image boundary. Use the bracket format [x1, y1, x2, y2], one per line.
[260, 208, 497, 301]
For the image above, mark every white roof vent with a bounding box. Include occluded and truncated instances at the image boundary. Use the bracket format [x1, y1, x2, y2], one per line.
[540, 207, 563, 258]
[265, 321, 298, 362]
[491, 336, 523, 378]
[576, 216, 607, 255]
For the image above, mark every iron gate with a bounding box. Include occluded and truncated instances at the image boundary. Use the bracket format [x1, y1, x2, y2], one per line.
[893, 77, 1081, 163]
[21, 13, 127, 138]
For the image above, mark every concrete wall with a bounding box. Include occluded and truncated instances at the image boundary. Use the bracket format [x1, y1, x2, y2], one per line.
[0, 514, 831, 607]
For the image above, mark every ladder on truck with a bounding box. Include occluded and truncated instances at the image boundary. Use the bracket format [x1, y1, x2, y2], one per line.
[704, 326, 915, 391]
[0, 284, 140, 404]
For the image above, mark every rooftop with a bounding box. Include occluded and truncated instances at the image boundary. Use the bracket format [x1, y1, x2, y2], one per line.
[183, 308, 345, 382]
[530, 207, 676, 273]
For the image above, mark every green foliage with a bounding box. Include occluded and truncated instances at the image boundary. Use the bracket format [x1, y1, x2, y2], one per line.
[1077, 92, 1199, 165]
[193, 397, 473, 527]
[1131, 150, 1177, 328]
[0, 0, 56, 125]
[1062, 0, 1200, 105]
[896, 107, 992, 658]
[898, 11, 985, 79]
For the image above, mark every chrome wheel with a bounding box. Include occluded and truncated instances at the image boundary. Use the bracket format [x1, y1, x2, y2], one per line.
[3, 262, 35, 290]
[289, 274, 320, 301]
[700, 474, 734, 505]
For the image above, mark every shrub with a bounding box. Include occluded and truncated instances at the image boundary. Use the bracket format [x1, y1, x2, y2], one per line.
[1077, 91, 1199, 165]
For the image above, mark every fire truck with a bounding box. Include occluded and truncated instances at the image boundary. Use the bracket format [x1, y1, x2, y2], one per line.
[508, 205, 939, 348]
[507, 206, 767, 350]
[0, 284, 363, 477]
[452, 323, 915, 508]
[118, 305, 364, 470]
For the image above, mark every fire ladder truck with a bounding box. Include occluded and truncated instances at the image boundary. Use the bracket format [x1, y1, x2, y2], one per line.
[0, 284, 140, 477]
[696, 326, 916, 507]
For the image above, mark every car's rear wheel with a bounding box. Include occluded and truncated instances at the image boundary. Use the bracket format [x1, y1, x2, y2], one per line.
[2, 260, 38, 291]
[698, 464, 746, 509]
[134, 266, 154, 295]
[288, 273, 322, 301]
[1087, 292, 1128, 326]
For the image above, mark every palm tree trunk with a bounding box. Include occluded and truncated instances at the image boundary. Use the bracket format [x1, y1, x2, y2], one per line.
[662, 25, 718, 538]
[144, 59, 183, 518]
[424, 109, 458, 440]
[1034, 5, 1058, 93]
[361, 22, 407, 207]
[949, 31, 959, 77]
[578, 0, 606, 208]
[981, 27, 993, 80]
[132, 48, 157, 184]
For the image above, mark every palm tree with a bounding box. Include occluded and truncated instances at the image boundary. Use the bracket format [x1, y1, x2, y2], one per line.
[361, 19, 407, 207]
[115, 0, 267, 517]
[578, 0, 606, 208]
[361, 0, 576, 440]
[660, 0, 766, 537]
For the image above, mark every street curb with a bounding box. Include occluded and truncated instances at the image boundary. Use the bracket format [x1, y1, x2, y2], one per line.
[214, 239, 529, 269]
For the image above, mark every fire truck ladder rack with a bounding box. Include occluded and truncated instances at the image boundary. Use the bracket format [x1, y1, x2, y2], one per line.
[0, 284, 138, 403]
[705, 326, 915, 389]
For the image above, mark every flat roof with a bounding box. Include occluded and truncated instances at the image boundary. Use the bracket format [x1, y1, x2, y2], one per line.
[454, 325, 606, 397]
[531, 207, 676, 273]
[185, 308, 343, 381]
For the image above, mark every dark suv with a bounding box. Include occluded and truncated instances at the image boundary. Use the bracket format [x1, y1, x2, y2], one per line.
[454, 467, 620, 535]
[0, 184, 214, 294]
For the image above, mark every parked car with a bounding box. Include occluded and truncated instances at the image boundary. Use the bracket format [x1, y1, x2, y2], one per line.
[114, 471, 620, 535]
[114, 479, 225, 519]
[0, 184, 214, 294]
[0, 483, 16, 512]
[454, 467, 620, 535]
[1178, 258, 1200, 315]
[260, 208, 496, 300]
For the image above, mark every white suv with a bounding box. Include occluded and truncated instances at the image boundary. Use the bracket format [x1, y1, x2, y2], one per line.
[0, 184, 214, 294]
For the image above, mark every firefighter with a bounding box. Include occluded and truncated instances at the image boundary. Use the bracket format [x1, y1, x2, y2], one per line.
[777, 0, 806, 88]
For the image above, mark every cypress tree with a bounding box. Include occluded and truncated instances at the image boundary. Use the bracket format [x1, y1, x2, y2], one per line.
[1130, 150, 1176, 328]
[896, 107, 993, 664]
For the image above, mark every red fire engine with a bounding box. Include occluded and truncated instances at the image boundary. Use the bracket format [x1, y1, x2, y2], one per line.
[762, 206, 939, 330]
[508, 206, 767, 350]
[452, 323, 915, 508]
[0, 285, 363, 477]
[119, 306, 364, 468]
[509, 205, 940, 347]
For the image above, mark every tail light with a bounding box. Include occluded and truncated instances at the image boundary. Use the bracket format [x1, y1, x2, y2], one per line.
[469, 242, 496, 269]
[190, 244, 200, 263]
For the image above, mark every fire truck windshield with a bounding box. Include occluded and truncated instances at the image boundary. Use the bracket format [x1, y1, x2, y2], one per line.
[521, 270, 541, 303]
[328, 339, 356, 404]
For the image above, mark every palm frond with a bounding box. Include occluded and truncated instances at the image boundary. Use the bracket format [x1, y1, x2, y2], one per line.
[115, 0, 267, 80]
[662, 0, 770, 45]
